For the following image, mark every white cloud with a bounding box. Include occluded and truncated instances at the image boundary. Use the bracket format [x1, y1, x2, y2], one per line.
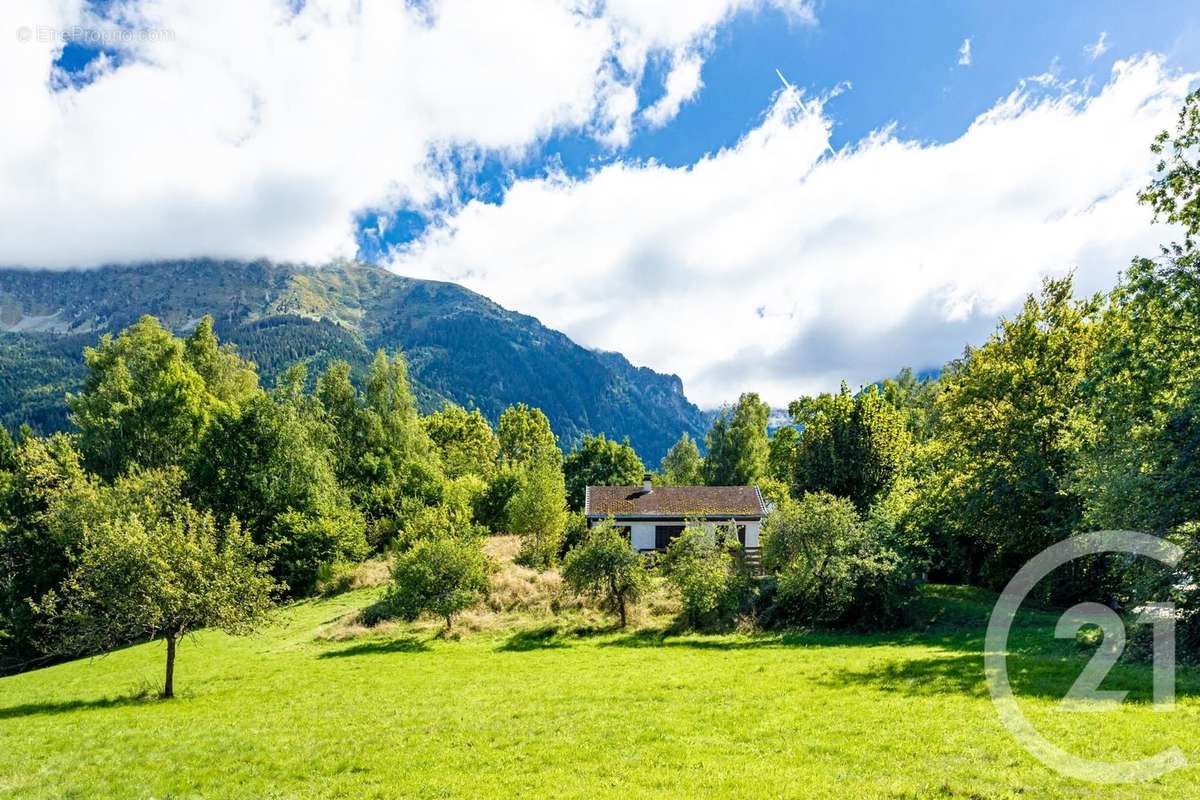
[391, 56, 1195, 407]
[958, 37, 973, 66]
[0, 0, 814, 267]
[643, 55, 704, 128]
[1086, 31, 1110, 61]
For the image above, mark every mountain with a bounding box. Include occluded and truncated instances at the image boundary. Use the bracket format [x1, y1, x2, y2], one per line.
[0, 260, 707, 462]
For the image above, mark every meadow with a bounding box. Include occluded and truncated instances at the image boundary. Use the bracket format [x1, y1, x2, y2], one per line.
[1, 568, 1198, 799]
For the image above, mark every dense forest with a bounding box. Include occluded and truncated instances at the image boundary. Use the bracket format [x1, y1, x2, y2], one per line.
[2, 91, 1199, 688]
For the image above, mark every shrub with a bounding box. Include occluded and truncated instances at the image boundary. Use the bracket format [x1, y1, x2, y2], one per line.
[762, 492, 917, 629]
[558, 511, 589, 559]
[269, 507, 368, 597]
[473, 467, 521, 532]
[385, 534, 491, 631]
[661, 525, 740, 628]
[562, 521, 649, 627]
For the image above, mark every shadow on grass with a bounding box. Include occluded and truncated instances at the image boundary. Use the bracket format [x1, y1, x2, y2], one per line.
[498, 625, 570, 652]
[0, 693, 155, 720]
[317, 636, 430, 659]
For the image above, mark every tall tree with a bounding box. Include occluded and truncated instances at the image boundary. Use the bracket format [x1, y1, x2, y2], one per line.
[68, 316, 211, 480]
[660, 432, 704, 485]
[790, 384, 910, 513]
[184, 316, 259, 411]
[563, 434, 644, 512]
[767, 425, 800, 484]
[918, 277, 1097, 590]
[703, 392, 769, 486]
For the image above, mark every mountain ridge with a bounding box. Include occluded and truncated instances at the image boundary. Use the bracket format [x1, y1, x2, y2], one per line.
[0, 259, 707, 462]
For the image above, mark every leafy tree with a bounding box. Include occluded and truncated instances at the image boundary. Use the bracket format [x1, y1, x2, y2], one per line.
[661, 524, 740, 628]
[385, 534, 490, 631]
[703, 392, 769, 486]
[917, 278, 1097, 592]
[506, 464, 568, 569]
[1139, 88, 1200, 250]
[879, 368, 943, 443]
[1070, 92, 1200, 536]
[317, 353, 445, 539]
[767, 425, 800, 484]
[36, 489, 276, 698]
[184, 316, 259, 411]
[68, 316, 212, 479]
[424, 403, 499, 480]
[762, 492, 913, 628]
[497, 403, 561, 470]
[189, 386, 367, 595]
[473, 466, 522, 533]
[563, 434, 644, 511]
[790, 384, 910, 512]
[562, 520, 649, 627]
[659, 432, 704, 485]
[0, 433, 89, 669]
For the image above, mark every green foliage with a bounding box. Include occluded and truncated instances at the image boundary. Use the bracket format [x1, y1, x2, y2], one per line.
[790, 383, 910, 513]
[35, 473, 276, 697]
[497, 403, 561, 470]
[188, 390, 367, 595]
[762, 492, 915, 628]
[879, 368, 943, 443]
[1139, 88, 1200, 250]
[424, 403, 499, 480]
[702, 392, 769, 486]
[562, 520, 648, 627]
[661, 525, 741, 628]
[68, 316, 212, 479]
[473, 466, 522, 533]
[659, 432, 704, 485]
[917, 278, 1096, 593]
[384, 533, 490, 630]
[563, 433, 644, 511]
[766, 425, 799, 483]
[0, 433, 89, 669]
[507, 465, 568, 569]
[184, 316, 260, 411]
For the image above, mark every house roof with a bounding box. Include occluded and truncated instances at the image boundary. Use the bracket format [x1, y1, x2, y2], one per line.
[585, 485, 766, 518]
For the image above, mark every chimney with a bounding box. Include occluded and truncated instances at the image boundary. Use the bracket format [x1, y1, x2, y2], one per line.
[642, 473, 653, 494]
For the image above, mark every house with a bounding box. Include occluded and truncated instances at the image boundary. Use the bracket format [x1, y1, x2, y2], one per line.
[584, 474, 767, 553]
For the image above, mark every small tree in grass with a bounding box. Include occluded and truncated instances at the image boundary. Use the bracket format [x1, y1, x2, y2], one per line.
[562, 520, 648, 627]
[661, 524, 739, 628]
[37, 505, 277, 699]
[386, 535, 490, 632]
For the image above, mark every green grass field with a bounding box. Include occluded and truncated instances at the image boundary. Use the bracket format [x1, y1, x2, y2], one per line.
[1, 584, 1198, 799]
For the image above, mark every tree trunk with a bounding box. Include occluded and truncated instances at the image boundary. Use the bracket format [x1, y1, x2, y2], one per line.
[617, 594, 627, 628]
[445, 613, 453, 633]
[162, 635, 177, 699]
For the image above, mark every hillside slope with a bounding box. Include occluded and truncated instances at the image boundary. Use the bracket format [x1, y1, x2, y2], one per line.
[0, 260, 707, 461]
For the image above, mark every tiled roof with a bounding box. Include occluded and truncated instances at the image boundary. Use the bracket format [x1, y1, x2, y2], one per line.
[585, 485, 765, 517]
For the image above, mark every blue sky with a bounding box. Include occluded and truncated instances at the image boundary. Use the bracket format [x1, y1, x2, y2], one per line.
[358, 1, 1200, 259]
[6, 0, 1199, 406]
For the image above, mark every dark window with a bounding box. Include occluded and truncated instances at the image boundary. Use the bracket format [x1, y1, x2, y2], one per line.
[618, 526, 631, 543]
[736, 525, 746, 545]
[655, 525, 685, 550]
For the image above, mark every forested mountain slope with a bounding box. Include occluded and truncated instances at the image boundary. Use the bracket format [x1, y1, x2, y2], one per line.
[0, 260, 706, 461]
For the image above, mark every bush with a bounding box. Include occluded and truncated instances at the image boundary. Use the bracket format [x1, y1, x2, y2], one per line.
[762, 492, 917, 629]
[562, 521, 649, 627]
[661, 525, 741, 628]
[474, 467, 521, 532]
[384, 534, 491, 631]
[269, 507, 368, 597]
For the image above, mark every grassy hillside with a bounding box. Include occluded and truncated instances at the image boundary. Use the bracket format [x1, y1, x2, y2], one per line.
[0, 260, 707, 461]
[1, 567, 1197, 799]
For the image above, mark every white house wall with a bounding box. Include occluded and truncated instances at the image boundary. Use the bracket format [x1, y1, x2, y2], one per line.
[624, 520, 760, 551]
